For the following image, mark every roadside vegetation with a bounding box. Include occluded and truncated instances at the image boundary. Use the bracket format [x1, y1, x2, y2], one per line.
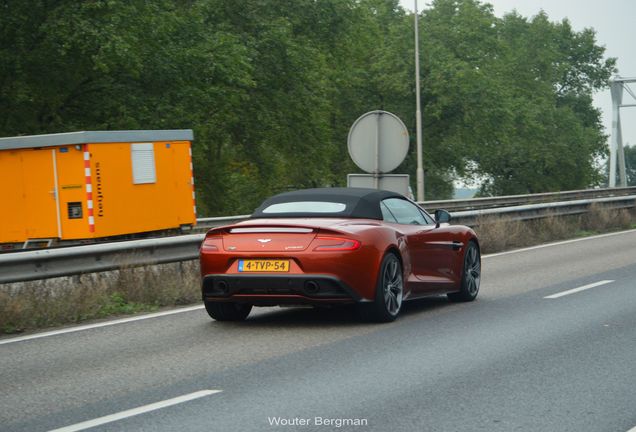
[625, 145, 636, 186]
[1, 206, 634, 335]
[0, 262, 200, 334]
[1, 0, 616, 210]
[474, 204, 635, 253]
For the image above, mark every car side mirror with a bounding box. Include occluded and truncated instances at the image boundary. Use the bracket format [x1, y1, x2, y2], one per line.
[434, 209, 451, 227]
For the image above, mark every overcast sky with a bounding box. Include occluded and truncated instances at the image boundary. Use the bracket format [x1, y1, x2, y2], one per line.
[399, 0, 636, 149]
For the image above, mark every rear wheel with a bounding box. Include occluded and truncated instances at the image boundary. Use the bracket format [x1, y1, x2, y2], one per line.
[204, 301, 252, 321]
[358, 252, 403, 322]
[448, 240, 480, 302]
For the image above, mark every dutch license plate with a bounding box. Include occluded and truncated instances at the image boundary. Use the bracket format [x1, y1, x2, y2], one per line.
[238, 259, 290, 272]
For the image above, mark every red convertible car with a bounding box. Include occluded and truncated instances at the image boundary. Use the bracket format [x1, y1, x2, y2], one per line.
[200, 187, 480, 322]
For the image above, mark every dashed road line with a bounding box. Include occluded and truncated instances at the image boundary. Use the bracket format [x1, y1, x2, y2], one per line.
[47, 389, 221, 432]
[544, 280, 615, 299]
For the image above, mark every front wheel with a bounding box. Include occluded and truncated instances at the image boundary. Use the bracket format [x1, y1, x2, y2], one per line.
[358, 252, 404, 322]
[204, 301, 252, 321]
[448, 240, 481, 302]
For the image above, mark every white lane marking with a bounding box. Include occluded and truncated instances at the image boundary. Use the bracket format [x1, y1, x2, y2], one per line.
[626, 425, 636, 432]
[47, 389, 221, 432]
[544, 280, 615, 299]
[483, 228, 636, 259]
[0, 305, 204, 346]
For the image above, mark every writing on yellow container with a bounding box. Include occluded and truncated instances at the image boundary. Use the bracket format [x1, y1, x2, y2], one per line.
[0, 130, 196, 244]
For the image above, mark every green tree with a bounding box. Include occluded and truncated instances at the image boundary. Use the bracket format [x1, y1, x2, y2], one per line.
[476, 11, 614, 195]
[409, 1, 615, 196]
[625, 145, 636, 186]
[0, 0, 617, 213]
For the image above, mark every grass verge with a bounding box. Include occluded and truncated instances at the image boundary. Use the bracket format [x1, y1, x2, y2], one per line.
[0, 261, 200, 334]
[1, 204, 635, 334]
[474, 203, 635, 253]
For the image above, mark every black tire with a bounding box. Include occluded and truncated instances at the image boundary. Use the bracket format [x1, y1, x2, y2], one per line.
[204, 301, 252, 321]
[358, 252, 404, 323]
[448, 240, 481, 302]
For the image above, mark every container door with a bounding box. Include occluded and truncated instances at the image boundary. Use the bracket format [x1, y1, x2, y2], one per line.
[23, 149, 61, 240]
[0, 151, 26, 243]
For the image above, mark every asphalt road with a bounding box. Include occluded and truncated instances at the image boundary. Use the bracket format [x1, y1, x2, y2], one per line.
[2, 230, 636, 432]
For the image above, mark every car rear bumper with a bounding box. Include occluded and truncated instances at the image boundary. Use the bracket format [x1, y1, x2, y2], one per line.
[202, 274, 364, 305]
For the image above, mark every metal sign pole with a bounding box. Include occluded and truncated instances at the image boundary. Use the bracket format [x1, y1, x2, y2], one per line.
[414, 0, 425, 201]
[610, 80, 622, 187]
[617, 110, 627, 187]
[609, 76, 636, 187]
[375, 112, 381, 189]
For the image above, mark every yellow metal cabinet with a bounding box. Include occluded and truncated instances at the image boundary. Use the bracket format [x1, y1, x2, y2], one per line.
[0, 130, 196, 245]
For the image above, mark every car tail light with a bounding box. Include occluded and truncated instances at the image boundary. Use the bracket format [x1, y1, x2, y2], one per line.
[312, 236, 361, 251]
[201, 235, 222, 252]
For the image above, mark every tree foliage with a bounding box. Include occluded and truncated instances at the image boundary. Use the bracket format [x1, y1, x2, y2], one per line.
[625, 145, 636, 186]
[0, 0, 616, 214]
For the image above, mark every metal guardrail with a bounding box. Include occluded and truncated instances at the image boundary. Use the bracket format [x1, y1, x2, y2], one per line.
[196, 214, 251, 228]
[451, 195, 636, 226]
[420, 186, 636, 212]
[1, 195, 635, 284]
[0, 234, 204, 284]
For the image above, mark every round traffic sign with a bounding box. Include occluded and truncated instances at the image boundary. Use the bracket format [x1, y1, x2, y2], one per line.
[347, 110, 409, 174]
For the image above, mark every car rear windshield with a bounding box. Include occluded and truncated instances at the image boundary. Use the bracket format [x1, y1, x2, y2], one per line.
[261, 201, 347, 214]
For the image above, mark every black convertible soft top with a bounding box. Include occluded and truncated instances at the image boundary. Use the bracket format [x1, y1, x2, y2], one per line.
[251, 187, 404, 219]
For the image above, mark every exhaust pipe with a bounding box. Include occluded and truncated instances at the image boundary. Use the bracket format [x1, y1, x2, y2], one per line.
[304, 280, 320, 294]
[216, 280, 229, 294]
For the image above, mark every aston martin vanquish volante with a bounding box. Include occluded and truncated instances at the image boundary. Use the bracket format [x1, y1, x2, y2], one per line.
[199, 188, 480, 322]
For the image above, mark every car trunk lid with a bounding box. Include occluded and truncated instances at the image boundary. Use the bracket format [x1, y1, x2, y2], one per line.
[223, 226, 317, 252]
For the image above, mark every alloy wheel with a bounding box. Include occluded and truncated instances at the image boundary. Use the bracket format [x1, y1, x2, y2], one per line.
[464, 244, 481, 296]
[383, 256, 403, 316]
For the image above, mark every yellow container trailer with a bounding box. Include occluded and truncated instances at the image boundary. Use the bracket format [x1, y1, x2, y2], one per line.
[0, 130, 196, 247]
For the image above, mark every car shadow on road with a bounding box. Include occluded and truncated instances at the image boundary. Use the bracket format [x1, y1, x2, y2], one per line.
[399, 295, 454, 317]
[211, 295, 455, 328]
